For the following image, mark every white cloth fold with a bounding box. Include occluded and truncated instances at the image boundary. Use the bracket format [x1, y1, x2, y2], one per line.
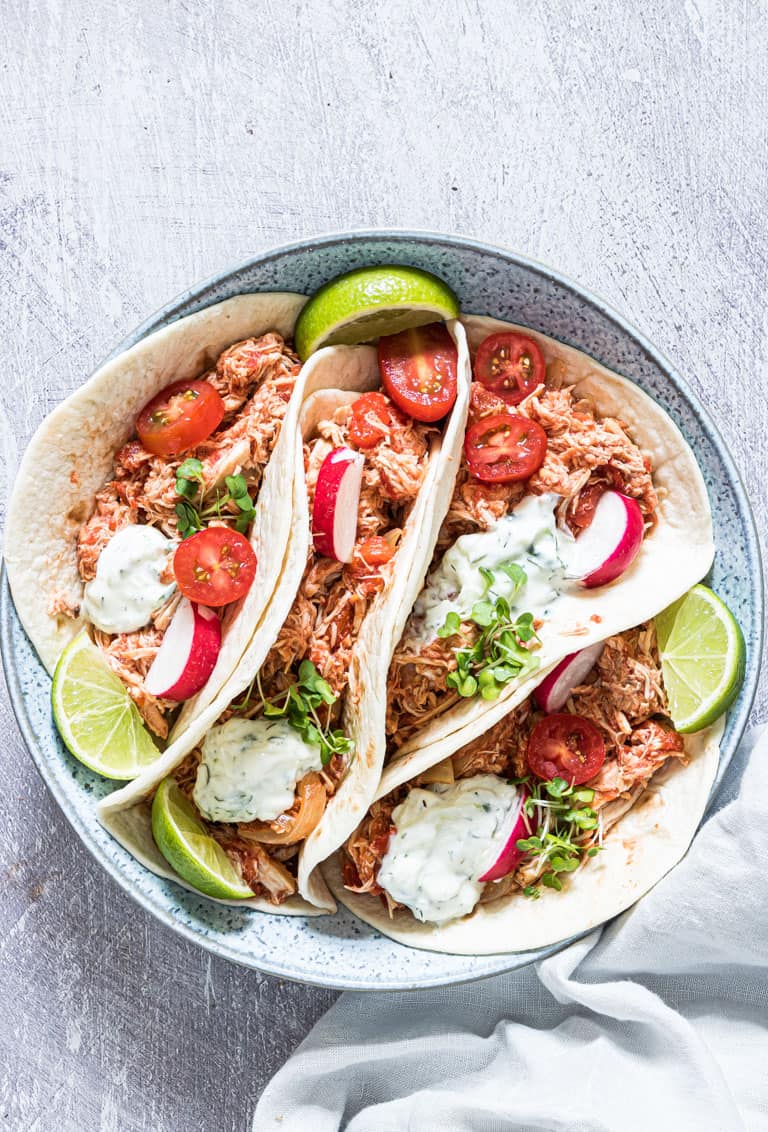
[255, 729, 768, 1131]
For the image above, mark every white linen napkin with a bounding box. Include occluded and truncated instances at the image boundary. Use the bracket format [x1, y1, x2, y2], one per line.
[254, 728, 768, 1131]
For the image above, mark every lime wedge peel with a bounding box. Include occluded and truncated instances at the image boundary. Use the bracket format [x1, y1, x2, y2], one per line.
[294, 265, 460, 360]
[151, 778, 254, 900]
[655, 584, 746, 733]
[51, 631, 162, 780]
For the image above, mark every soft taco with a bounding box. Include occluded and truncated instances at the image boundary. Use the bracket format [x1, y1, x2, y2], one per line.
[384, 316, 715, 769]
[326, 619, 725, 952]
[5, 293, 310, 741]
[96, 320, 472, 913]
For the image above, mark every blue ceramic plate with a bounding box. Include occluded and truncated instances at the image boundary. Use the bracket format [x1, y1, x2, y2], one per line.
[2, 232, 762, 990]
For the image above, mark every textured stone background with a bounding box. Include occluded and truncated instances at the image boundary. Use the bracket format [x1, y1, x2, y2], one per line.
[1, 1, 766, 1129]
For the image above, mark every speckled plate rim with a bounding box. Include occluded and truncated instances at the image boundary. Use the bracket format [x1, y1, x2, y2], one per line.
[2, 229, 763, 991]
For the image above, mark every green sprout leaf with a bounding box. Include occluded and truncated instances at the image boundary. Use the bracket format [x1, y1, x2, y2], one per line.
[541, 872, 563, 891]
[437, 611, 462, 639]
[174, 500, 203, 539]
[298, 660, 338, 705]
[446, 671, 479, 698]
[480, 683, 501, 701]
[470, 600, 496, 627]
[500, 562, 527, 588]
[240, 661, 355, 766]
[177, 457, 204, 482]
[225, 473, 248, 499]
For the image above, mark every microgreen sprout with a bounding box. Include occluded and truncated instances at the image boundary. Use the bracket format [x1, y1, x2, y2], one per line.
[438, 583, 540, 701]
[511, 775, 601, 895]
[174, 459, 257, 539]
[232, 661, 355, 767]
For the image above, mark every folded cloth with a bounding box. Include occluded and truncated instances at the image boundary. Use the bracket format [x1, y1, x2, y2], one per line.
[255, 728, 768, 1132]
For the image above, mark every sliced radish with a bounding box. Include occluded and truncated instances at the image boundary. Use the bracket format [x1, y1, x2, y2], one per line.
[144, 599, 221, 701]
[568, 490, 644, 588]
[533, 642, 605, 713]
[479, 788, 530, 882]
[312, 446, 365, 563]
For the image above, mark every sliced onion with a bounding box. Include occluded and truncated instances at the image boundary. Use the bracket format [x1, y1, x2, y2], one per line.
[238, 773, 327, 845]
[419, 757, 456, 786]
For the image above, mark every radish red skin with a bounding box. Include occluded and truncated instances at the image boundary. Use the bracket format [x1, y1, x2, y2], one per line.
[534, 643, 605, 713]
[478, 790, 529, 881]
[312, 447, 364, 562]
[574, 491, 645, 588]
[145, 601, 221, 701]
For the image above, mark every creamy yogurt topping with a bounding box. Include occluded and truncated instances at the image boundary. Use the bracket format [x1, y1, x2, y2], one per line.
[377, 775, 521, 924]
[194, 716, 323, 824]
[83, 524, 176, 634]
[408, 493, 572, 644]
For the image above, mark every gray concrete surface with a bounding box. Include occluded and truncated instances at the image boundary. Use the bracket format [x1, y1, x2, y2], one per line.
[1, 1, 766, 1128]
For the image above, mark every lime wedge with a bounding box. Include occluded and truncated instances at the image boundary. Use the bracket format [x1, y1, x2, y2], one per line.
[294, 265, 460, 360]
[151, 777, 254, 900]
[655, 584, 746, 733]
[52, 631, 161, 779]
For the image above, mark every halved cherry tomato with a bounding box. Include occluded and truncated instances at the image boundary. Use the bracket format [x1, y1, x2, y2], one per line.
[464, 413, 547, 482]
[349, 392, 393, 448]
[173, 527, 256, 607]
[527, 713, 606, 784]
[474, 332, 545, 405]
[137, 380, 224, 457]
[378, 323, 458, 422]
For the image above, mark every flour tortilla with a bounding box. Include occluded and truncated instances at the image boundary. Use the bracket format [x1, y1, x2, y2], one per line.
[97, 322, 472, 913]
[4, 291, 311, 749]
[322, 713, 724, 953]
[386, 315, 715, 769]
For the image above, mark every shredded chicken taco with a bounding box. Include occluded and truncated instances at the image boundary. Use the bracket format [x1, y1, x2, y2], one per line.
[325, 619, 724, 951]
[6, 293, 309, 740]
[97, 321, 472, 912]
[384, 316, 715, 771]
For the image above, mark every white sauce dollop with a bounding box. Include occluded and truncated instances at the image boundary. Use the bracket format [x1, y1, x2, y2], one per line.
[193, 717, 323, 824]
[409, 493, 571, 644]
[377, 775, 521, 924]
[83, 524, 176, 634]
